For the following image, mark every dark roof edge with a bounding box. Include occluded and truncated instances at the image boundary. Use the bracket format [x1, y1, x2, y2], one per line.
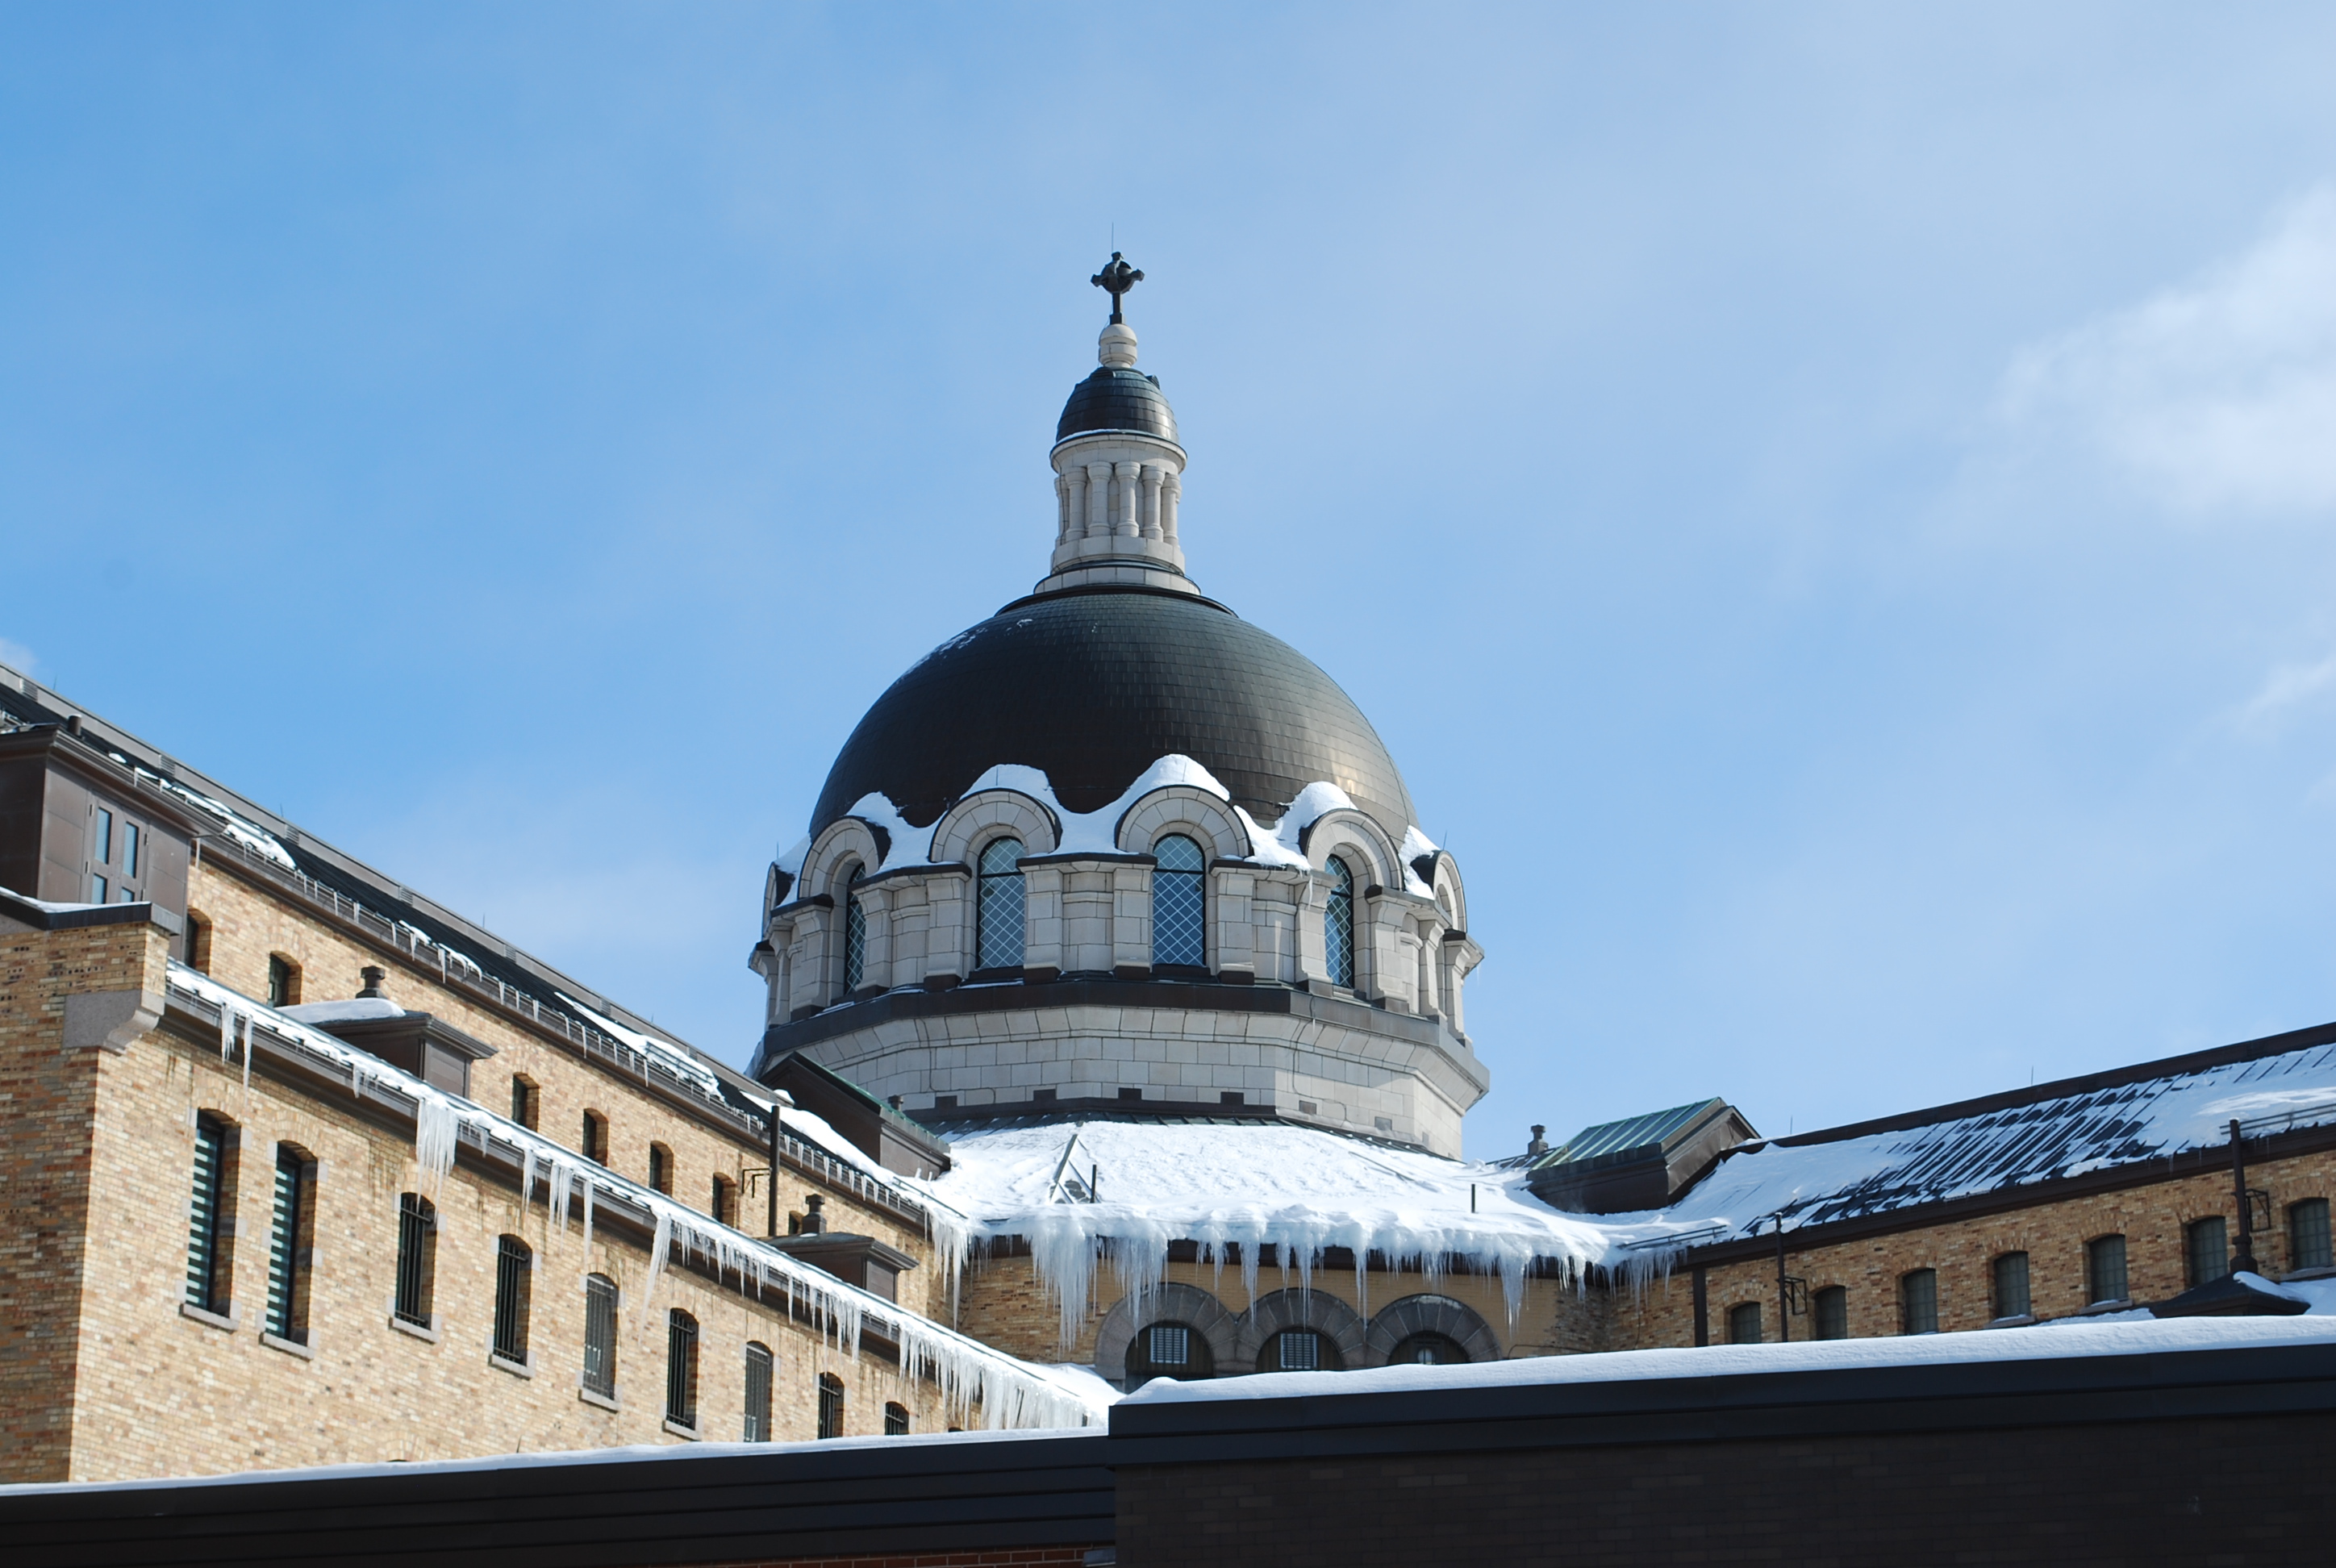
[993, 581, 1234, 617]
[0, 882, 183, 936]
[1779, 1017, 2336, 1149]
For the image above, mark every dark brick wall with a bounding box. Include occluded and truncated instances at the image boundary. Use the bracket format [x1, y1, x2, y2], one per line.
[1116, 1412, 2334, 1566]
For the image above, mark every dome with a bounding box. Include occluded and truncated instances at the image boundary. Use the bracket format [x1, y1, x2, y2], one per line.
[810, 586, 1417, 839]
[1056, 366, 1179, 446]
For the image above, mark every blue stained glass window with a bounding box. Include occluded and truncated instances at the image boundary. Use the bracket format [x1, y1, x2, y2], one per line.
[1152, 835, 1205, 968]
[976, 838, 1024, 972]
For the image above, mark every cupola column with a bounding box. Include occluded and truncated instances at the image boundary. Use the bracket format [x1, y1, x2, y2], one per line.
[1086, 461, 1112, 538]
[1162, 472, 1181, 544]
[1114, 462, 1143, 537]
[1141, 465, 1166, 540]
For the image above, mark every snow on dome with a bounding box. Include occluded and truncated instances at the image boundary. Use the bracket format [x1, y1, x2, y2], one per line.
[917, 1119, 1623, 1346]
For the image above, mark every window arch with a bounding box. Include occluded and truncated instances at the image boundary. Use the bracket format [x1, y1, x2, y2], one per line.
[1899, 1268, 1938, 1334]
[1992, 1252, 2031, 1320]
[841, 863, 867, 995]
[394, 1193, 436, 1329]
[265, 1143, 315, 1345]
[1726, 1301, 1761, 1344]
[1324, 857, 1356, 989]
[665, 1309, 699, 1429]
[2086, 1234, 2129, 1306]
[185, 1111, 238, 1317]
[1152, 834, 1206, 969]
[184, 909, 213, 973]
[582, 1274, 619, 1399]
[817, 1372, 845, 1439]
[975, 837, 1025, 973]
[1812, 1284, 1849, 1340]
[1124, 1320, 1215, 1388]
[2185, 1216, 2230, 1287]
[493, 1235, 532, 1364]
[884, 1401, 911, 1436]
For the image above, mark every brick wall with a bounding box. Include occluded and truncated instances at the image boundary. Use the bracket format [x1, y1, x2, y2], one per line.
[40, 1008, 1006, 1481]
[1611, 1150, 2336, 1349]
[0, 917, 168, 1483]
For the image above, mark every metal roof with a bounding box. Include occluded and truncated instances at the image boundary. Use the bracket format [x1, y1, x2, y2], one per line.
[1539, 1099, 1729, 1169]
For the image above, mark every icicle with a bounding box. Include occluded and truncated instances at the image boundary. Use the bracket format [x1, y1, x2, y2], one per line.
[635, 1205, 673, 1331]
[519, 1146, 537, 1218]
[218, 1001, 238, 1062]
[581, 1176, 595, 1261]
[238, 1014, 254, 1097]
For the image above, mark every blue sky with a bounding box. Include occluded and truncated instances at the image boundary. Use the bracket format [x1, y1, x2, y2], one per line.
[9, 5, 2336, 1157]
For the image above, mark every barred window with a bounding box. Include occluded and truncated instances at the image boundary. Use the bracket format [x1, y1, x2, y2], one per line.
[1726, 1302, 1761, 1345]
[1324, 857, 1355, 988]
[1812, 1285, 1848, 1341]
[841, 865, 867, 994]
[1270, 1329, 1323, 1371]
[743, 1342, 774, 1441]
[184, 1113, 236, 1316]
[2185, 1216, 2230, 1288]
[975, 838, 1025, 973]
[264, 1146, 314, 1344]
[1149, 1324, 1189, 1365]
[665, 1310, 699, 1429]
[2087, 1234, 2128, 1305]
[1992, 1252, 2031, 1320]
[2291, 1198, 2333, 1271]
[493, 1235, 532, 1364]
[394, 1194, 436, 1328]
[1899, 1269, 1938, 1334]
[582, 1274, 619, 1399]
[885, 1401, 910, 1436]
[818, 1372, 845, 1439]
[1124, 1320, 1213, 1390]
[1151, 834, 1206, 968]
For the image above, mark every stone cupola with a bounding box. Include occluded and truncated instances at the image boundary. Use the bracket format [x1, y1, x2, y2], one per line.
[1035, 253, 1194, 598]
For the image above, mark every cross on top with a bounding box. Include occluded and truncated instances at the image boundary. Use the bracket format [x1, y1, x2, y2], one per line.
[1091, 252, 1143, 323]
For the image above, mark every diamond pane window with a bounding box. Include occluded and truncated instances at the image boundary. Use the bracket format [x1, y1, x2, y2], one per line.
[976, 837, 1024, 972]
[1152, 834, 1205, 968]
[842, 868, 867, 994]
[1324, 857, 1355, 988]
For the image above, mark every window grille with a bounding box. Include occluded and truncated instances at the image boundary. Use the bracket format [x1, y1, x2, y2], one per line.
[185, 1116, 230, 1313]
[1275, 1329, 1320, 1371]
[1992, 1252, 2031, 1320]
[1151, 834, 1206, 967]
[1899, 1269, 1938, 1334]
[975, 838, 1025, 972]
[665, 1311, 699, 1428]
[743, 1343, 774, 1441]
[1148, 1324, 1191, 1366]
[817, 1372, 845, 1439]
[394, 1194, 436, 1328]
[885, 1401, 910, 1436]
[582, 1274, 618, 1398]
[1812, 1285, 1848, 1340]
[2087, 1235, 2128, 1305]
[1726, 1302, 1761, 1344]
[842, 867, 867, 993]
[2185, 1216, 2230, 1287]
[494, 1236, 532, 1363]
[265, 1148, 311, 1343]
[1324, 857, 1355, 988]
[2291, 1198, 2333, 1271]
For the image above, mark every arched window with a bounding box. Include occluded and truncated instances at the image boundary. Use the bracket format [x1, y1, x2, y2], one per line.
[185, 1112, 238, 1316]
[1899, 1269, 1938, 1334]
[1726, 1302, 1761, 1344]
[1123, 1320, 1214, 1389]
[1391, 1331, 1467, 1366]
[665, 1309, 700, 1429]
[1324, 857, 1356, 988]
[841, 864, 867, 994]
[582, 1274, 618, 1399]
[2086, 1234, 2128, 1306]
[648, 1142, 674, 1195]
[1261, 1328, 1341, 1373]
[509, 1074, 540, 1130]
[265, 1144, 315, 1345]
[884, 1401, 911, 1436]
[2184, 1216, 2230, 1287]
[975, 837, 1025, 974]
[493, 1235, 532, 1364]
[1812, 1285, 1849, 1340]
[1152, 834, 1206, 969]
[2291, 1198, 2333, 1271]
[817, 1372, 845, 1439]
[184, 909, 213, 973]
[394, 1194, 436, 1329]
[1992, 1253, 2031, 1320]
[743, 1342, 774, 1441]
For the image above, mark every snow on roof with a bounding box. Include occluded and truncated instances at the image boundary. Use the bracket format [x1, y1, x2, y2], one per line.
[821, 755, 1423, 880]
[553, 990, 724, 1097]
[279, 997, 407, 1024]
[166, 965, 1104, 1431]
[1642, 1038, 2336, 1243]
[915, 1117, 1617, 1343]
[1122, 1311, 2336, 1407]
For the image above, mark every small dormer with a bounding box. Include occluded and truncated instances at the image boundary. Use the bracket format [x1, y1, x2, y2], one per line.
[1525, 1098, 1758, 1214]
[282, 968, 498, 1100]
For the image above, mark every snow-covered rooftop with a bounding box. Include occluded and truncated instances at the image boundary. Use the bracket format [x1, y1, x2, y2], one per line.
[1641, 1035, 2336, 1243]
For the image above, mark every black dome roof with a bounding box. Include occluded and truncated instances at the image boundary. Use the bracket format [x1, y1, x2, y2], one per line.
[1056, 366, 1179, 445]
[811, 587, 1416, 841]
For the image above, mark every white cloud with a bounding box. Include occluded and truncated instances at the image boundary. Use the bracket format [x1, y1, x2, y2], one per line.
[1996, 186, 2336, 515]
[2234, 650, 2336, 736]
